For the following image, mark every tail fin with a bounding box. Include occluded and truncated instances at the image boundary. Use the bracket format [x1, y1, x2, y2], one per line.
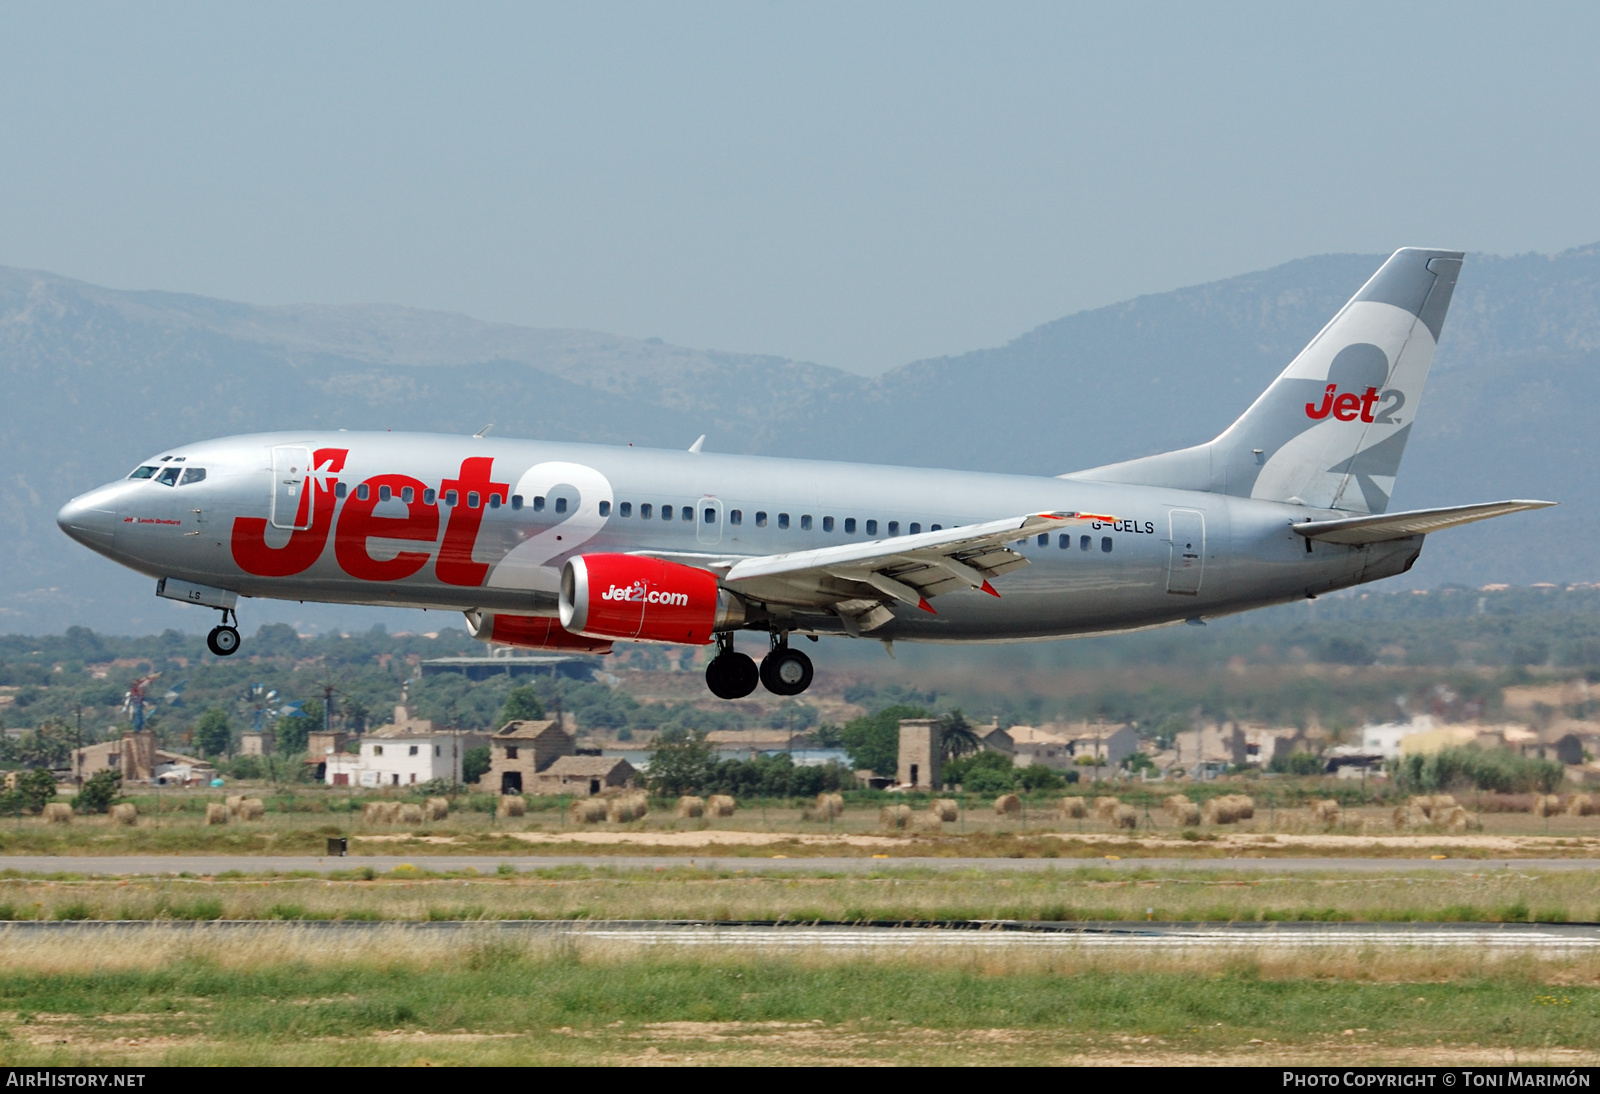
[1069, 247, 1463, 513]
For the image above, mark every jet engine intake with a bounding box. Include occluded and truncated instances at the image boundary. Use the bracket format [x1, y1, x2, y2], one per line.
[559, 554, 744, 644]
[463, 610, 614, 653]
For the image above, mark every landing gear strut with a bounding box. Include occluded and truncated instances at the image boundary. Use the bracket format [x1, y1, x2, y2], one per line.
[207, 608, 241, 658]
[704, 632, 759, 700]
[759, 633, 813, 697]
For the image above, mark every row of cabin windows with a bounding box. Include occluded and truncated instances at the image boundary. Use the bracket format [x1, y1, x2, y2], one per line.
[600, 501, 944, 537]
[332, 482, 567, 513]
[313, 484, 1112, 553]
[1032, 532, 1114, 553]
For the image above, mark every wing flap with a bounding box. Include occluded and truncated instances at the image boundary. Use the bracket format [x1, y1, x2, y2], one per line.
[1293, 499, 1555, 544]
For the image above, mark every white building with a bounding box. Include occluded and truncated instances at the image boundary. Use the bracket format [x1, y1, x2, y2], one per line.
[324, 706, 463, 788]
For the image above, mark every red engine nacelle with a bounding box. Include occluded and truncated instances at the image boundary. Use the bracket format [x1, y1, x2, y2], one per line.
[559, 554, 744, 644]
[464, 611, 614, 653]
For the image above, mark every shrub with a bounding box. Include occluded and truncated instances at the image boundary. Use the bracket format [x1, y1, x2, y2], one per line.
[1268, 751, 1326, 776]
[944, 750, 1016, 794]
[228, 755, 264, 780]
[14, 768, 58, 814]
[463, 746, 491, 785]
[72, 769, 121, 814]
[1395, 746, 1565, 794]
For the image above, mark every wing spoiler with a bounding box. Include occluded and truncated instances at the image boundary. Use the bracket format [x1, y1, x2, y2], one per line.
[1292, 500, 1555, 545]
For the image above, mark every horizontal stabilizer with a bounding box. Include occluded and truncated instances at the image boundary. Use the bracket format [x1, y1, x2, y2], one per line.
[1293, 500, 1555, 545]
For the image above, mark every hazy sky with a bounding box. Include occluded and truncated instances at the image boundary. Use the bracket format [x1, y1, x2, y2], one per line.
[3, 2, 1599, 374]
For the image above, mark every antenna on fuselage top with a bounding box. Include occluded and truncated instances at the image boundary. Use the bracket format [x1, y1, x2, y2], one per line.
[474, 424, 493, 438]
[688, 435, 705, 453]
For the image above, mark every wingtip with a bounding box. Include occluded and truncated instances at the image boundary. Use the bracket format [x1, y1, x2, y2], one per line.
[917, 598, 937, 615]
[980, 580, 1000, 598]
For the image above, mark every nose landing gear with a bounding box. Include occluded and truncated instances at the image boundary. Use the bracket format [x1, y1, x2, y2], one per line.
[704, 633, 759, 700]
[207, 608, 242, 658]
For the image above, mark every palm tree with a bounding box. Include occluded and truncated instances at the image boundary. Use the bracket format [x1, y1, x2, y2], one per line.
[938, 710, 983, 761]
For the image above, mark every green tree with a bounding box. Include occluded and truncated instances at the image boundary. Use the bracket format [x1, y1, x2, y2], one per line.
[463, 745, 491, 785]
[498, 685, 545, 725]
[839, 704, 927, 776]
[943, 749, 1017, 794]
[274, 699, 323, 755]
[72, 769, 121, 814]
[16, 768, 59, 813]
[645, 729, 716, 796]
[195, 708, 232, 759]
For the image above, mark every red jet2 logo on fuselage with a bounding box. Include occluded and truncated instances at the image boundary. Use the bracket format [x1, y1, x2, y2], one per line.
[231, 451, 511, 586]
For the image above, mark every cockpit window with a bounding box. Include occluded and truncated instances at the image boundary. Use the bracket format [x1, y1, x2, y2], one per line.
[128, 466, 158, 479]
[179, 468, 207, 486]
[156, 467, 181, 486]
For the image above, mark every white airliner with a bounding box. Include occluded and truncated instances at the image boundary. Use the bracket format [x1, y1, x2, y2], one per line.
[57, 249, 1551, 699]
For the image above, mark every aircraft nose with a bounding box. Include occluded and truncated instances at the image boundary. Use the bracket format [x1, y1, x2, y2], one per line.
[57, 489, 120, 552]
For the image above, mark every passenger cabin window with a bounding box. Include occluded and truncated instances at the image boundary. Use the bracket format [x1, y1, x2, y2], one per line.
[844, 517, 856, 533]
[488, 493, 501, 508]
[336, 482, 348, 499]
[703, 507, 716, 524]
[510, 494, 521, 509]
[910, 523, 921, 534]
[777, 513, 790, 530]
[357, 483, 371, 501]
[426, 489, 438, 505]
[379, 485, 392, 502]
[729, 509, 741, 525]
[800, 514, 812, 531]
[1101, 537, 1113, 553]
[599, 500, 611, 517]
[128, 466, 158, 479]
[640, 503, 653, 519]
[1059, 534, 1070, 549]
[887, 521, 899, 535]
[468, 491, 480, 509]
[445, 490, 458, 507]
[179, 468, 206, 486]
[866, 519, 878, 535]
[755, 511, 767, 527]
[931, 524, 942, 531]
[1080, 535, 1091, 551]
[822, 516, 834, 532]
[532, 496, 545, 512]
[157, 467, 181, 486]
[401, 486, 414, 503]
[1037, 533, 1048, 547]
[620, 502, 632, 517]
[661, 505, 673, 521]
[681, 506, 693, 521]
[556, 498, 568, 514]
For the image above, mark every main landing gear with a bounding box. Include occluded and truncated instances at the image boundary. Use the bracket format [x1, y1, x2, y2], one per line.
[207, 608, 242, 658]
[704, 633, 813, 700]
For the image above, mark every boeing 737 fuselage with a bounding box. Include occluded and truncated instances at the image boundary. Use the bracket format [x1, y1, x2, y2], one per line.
[56, 249, 1552, 699]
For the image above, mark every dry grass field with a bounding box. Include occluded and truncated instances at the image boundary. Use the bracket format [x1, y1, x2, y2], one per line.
[4, 789, 1600, 860]
[2, 861, 1597, 924]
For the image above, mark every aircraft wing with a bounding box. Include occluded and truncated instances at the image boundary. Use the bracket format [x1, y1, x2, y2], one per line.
[1292, 500, 1555, 545]
[719, 511, 1106, 635]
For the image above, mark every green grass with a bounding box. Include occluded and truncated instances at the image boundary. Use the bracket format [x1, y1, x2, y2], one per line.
[0, 949, 1595, 1065]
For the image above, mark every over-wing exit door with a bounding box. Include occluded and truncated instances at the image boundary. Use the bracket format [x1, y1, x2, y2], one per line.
[1166, 509, 1204, 595]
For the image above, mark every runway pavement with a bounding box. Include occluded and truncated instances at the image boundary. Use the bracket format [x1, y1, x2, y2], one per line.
[3, 854, 1600, 875]
[2, 918, 1596, 953]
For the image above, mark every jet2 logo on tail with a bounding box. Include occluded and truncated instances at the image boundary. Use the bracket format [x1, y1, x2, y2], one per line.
[1305, 385, 1406, 425]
